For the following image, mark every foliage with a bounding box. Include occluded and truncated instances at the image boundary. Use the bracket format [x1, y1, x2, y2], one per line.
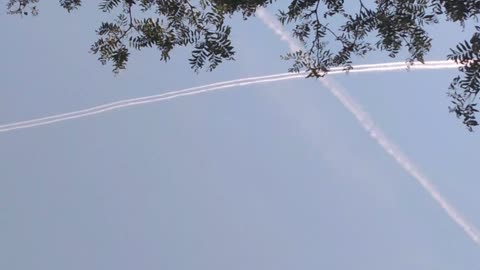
[7, 0, 39, 15]
[7, 0, 235, 73]
[6, 0, 480, 131]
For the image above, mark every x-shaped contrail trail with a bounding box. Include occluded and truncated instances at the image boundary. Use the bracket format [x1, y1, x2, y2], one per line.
[256, 7, 480, 246]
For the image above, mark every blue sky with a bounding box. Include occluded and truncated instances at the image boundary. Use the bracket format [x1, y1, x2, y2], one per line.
[1, 1, 480, 269]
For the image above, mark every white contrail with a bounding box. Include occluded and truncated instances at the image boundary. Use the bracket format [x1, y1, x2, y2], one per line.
[256, 8, 302, 52]
[0, 72, 299, 130]
[0, 60, 456, 130]
[0, 63, 458, 133]
[254, 8, 456, 69]
[256, 8, 480, 245]
[323, 78, 480, 245]
[0, 64, 457, 132]
[0, 74, 301, 132]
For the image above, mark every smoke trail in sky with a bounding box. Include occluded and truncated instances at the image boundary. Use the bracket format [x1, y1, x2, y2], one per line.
[0, 63, 458, 133]
[322, 78, 480, 245]
[0, 74, 301, 132]
[256, 8, 480, 245]
[0, 71, 300, 130]
[256, 8, 302, 52]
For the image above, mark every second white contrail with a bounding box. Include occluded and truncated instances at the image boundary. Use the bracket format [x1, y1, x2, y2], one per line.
[322, 78, 480, 245]
[0, 63, 458, 133]
[256, 8, 480, 246]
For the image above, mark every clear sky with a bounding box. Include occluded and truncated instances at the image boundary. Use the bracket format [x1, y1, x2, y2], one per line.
[1, 1, 480, 269]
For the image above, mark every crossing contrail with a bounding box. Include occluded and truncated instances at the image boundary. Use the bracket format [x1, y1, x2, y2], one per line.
[0, 60, 457, 131]
[256, 8, 480, 246]
[0, 63, 458, 133]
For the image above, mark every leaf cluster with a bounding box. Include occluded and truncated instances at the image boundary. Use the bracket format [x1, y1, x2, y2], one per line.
[6, 0, 39, 16]
[277, 0, 480, 131]
[7, 0, 236, 73]
[280, 0, 436, 75]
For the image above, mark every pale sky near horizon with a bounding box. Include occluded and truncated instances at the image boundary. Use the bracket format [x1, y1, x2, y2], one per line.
[1, 1, 480, 269]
